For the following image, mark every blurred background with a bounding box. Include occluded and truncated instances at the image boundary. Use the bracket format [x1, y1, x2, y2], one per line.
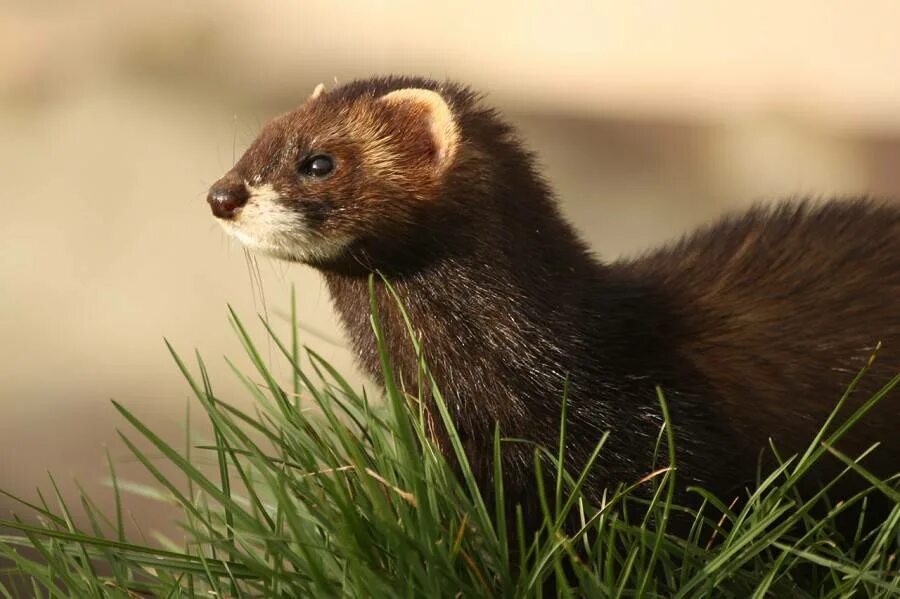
[3, 1, 900, 537]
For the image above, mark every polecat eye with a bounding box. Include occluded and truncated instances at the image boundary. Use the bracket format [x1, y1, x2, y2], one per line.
[300, 154, 335, 178]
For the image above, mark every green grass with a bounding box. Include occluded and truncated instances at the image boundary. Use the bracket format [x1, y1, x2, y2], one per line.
[1, 286, 898, 598]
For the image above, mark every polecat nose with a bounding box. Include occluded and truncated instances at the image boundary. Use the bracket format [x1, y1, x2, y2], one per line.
[207, 181, 249, 219]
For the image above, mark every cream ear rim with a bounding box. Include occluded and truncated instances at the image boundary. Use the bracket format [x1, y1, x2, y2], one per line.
[380, 88, 459, 167]
[309, 83, 326, 100]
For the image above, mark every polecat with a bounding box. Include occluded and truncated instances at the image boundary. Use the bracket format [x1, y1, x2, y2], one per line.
[207, 75, 899, 516]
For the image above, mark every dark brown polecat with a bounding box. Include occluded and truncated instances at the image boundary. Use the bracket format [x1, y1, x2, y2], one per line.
[207, 76, 899, 517]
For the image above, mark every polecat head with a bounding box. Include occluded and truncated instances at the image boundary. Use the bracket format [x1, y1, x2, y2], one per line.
[207, 76, 500, 267]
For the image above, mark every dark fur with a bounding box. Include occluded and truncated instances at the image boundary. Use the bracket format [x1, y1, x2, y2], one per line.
[213, 76, 900, 519]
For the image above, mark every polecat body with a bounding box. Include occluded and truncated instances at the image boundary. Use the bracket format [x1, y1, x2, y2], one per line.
[208, 76, 899, 512]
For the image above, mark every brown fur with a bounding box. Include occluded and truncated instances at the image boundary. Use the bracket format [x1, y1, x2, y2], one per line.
[209, 76, 899, 521]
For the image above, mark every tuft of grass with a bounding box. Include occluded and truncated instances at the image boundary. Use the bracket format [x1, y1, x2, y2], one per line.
[0, 285, 897, 597]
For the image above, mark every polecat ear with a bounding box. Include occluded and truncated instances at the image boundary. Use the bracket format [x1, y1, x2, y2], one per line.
[379, 88, 459, 170]
[309, 83, 326, 100]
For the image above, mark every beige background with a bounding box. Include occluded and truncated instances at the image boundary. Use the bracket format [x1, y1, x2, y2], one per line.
[3, 1, 900, 536]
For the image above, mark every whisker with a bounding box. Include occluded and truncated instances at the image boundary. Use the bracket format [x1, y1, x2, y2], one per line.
[251, 253, 269, 322]
[349, 246, 373, 272]
[232, 114, 239, 167]
[250, 253, 276, 366]
[243, 248, 259, 313]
